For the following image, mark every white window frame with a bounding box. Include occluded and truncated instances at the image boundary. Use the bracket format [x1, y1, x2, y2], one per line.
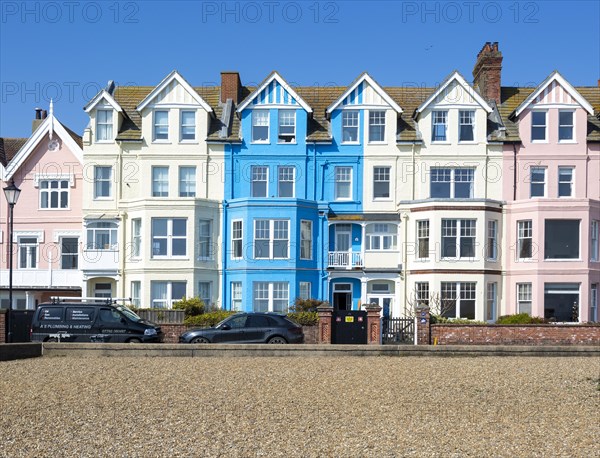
[591, 220, 599, 262]
[517, 220, 533, 260]
[253, 219, 289, 260]
[544, 219, 580, 261]
[278, 110, 296, 143]
[517, 283, 532, 315]
[299, 282, 311, 300]
[180, 110, 196, 142]
[487, 220, 498, 261]
[131, 218, 141, 259]
[458, 110, 475, 142]
[366, 223, 397, 251]
[431, 110, 448, 142]
[486, 282, 497, 322]
[198, 281, 212, 306]
[368, 110, 386, 143]
[179, 166, 196, 197]
[96, 109, 113, 142]
[558, 110, 574, 142]
[153, 110, 169, 142]
[430, 168, 474, 199]
[441, 219, 477, 259]
[342, 110, 359, 144]
[591, 284, 598, 322]
[150, 281, 186, 309]
[416, 220, 430, 260]
[251, 165, 268, 198]
[529, 166, 546, 198]
[60, 237, 79, 270]
[415, 282, 429, 307]
[558, 166, 574, 198]
[86, 221, 118, 250]
[334, 166, 352, 200]
[278, 166, 295, 198]
[441, 282, 477, 319]
[18, 236, 39, 269]
[373, 166, 391, 199]
[252, 110, 269, 143]
[151, 218, 187, 258]
[300, 220, 312, 260]
[152, 166, 169, 198]
[253, 282, 289, 313]
[231, 282, 242, 311]
[93, 166, 112, 199]
[198, 219, 213, 261]
[531, 110, 547, 142]
[39, 179, 69, 209]
[232, 220, 243, 260]
[130, 281, 141, 307]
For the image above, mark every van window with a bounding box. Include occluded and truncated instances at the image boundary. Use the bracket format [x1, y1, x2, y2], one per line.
[39, 308, 62, 321]
[99, 308, 123, 323]
[66, 308, 95, 322]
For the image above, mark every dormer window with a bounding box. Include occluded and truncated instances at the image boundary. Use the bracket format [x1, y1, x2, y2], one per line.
[278, 110, 296, 143]
[154, 110, 169, 141]
[559, 110, 574, 141]
[459, 110, 475, 142]
[432, 110, 447, 142]
[342, 111, 359, 143]
[96, 109, 113, 141]
[180, 111, 196, 141]
[368, 111, 385, 142]
[252, 111, 269, 143]
[531, 111, 547, 141]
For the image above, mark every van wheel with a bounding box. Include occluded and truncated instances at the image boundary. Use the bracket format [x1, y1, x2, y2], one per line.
[46, 337, 58, 343]
[127, 338, 142, 344]
[267, 336, 287, 344]
[190, 337, 209, 344]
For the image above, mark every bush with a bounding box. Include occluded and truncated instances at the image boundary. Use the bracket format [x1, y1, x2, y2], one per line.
[287, 311, 318, 326]
[184, 310, 237, 327]
[290, 298, 329, 313]
[173, 297, 205, 317]
[431, 315, 487, 324]
[496, 313, 547, 324]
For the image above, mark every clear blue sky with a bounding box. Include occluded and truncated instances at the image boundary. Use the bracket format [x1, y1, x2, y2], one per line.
[1, 0, 599, 137]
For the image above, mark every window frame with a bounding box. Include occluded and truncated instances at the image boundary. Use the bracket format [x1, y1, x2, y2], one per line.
[557, 166, 574, 198]
[18, 236, 39, 270]
[180, 110, 196, 142]
[60, 237, 79, 270]
[86, 221, 118, 251]
[544, 219, 580, 260]
[198, 281, 212, 306]
[96, 109, 113, 142]
[486, 282, 497, 322]
[178, 166, 196, 197]
[558, 110, 574, 142]
[93, 166, 112, 199]
[415, 282, 429, 307]
[130, 281, 141, 307]
[299, 282, 311, 300]
[231, 220, 243, 260]
[231, 282, 242, 311]
[153, 110, 169, 142]
[253, 219, 289, 260]
[416, 220, 430, 260]
[487, 220, 498, 261]
[441, 219, 477, 259]
[251, 165, 268, 198]
[151, 218, 187, 259]
[39, 179, 69, 210]
[253, 281, 289, 313]
[277, 166, 295, 198]
[373, 166, 391, 200]
[431, 110, 448, 142]
[278, 110, 296, 143]
[531, 110, 547, 142]
[334, 166, 353, 200]
[517, 220, 533, 260]
[150, 280, 186, 309]
[430, 168, 474, 199]
[152, 166, 169, 198]
[300, 220, 313, 260]
[368, 110, 386, 143]
[517, 283, 532, 315]
[529, 166, 546, 198]
[131, 218, 141, 259]
[341, 110, 359, 144]
[198, 219, 213, 261]
[591, 221, 599, 262]
[458, 110, 475, 142]
[440, 281, 477, 320]
[252, 110, 270, 143]
[366, 223, 397, 251]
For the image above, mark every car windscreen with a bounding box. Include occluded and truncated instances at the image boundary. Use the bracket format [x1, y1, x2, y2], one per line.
[116, 305, 141, 322]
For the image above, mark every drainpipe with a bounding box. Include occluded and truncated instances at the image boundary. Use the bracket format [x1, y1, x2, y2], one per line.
[402, 212, 409, 316]
[118, 142, 125, 298]
[512, 143, 518, 201]
[411, 144, 416, 200]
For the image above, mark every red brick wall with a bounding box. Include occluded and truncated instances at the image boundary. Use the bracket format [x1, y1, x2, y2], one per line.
[221, 72, 241, 103]
[160, 324, 318, 344]
[431, 324, 600, 346]
[0, 310, 6, 344]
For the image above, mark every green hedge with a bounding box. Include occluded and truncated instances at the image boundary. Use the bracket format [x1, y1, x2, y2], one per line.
[184, 310, 237, 327]
[496, 313, 547, 324]
[287, 311, 318, 326]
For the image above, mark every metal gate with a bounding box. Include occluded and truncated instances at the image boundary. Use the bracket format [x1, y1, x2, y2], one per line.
[9, 310, 34, 342]
[331, 310, 367, 344]
[382, 317, 414, 344]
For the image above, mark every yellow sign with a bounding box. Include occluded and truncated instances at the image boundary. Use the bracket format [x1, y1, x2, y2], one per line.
[345, 316, 354, 323]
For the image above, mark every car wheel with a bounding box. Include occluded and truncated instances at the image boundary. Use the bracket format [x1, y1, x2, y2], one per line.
[267, 336, 287, 344]
[190, 336, 210, 344]
[46, 337, 58, 343]
[127, 338, 142, 344]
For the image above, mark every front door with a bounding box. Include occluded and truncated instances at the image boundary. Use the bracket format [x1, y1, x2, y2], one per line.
[368, 297, 392, 318]
[333, 283, 352, 311]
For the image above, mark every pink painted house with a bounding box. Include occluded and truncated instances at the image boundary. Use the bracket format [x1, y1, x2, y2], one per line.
[0, 105, 84, 309]
[501, 72, 600, 322]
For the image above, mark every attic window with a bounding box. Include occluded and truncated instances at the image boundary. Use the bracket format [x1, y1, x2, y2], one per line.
[342, 111, 359, 143]
[278, 110, 295, 143]
[96, 110, 113, 141]
[531, 111, 546, 141]
[154, 111, 169, 141]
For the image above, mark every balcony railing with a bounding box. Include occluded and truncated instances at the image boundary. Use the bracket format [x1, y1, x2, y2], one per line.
[328, 251, 363, 268]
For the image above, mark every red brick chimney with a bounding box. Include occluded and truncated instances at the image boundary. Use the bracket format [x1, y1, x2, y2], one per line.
[473, 42, 503, 105]
[221, 72, 241, 104]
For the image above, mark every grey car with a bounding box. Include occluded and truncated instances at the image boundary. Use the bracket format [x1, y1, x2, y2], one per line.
[179, 312, 304, 344]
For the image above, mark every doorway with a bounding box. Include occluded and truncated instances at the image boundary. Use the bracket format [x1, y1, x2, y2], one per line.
[333, 283, 352, 310]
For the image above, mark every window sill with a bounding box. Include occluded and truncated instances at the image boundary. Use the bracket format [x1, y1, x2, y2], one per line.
[557, 140, 577, 144]
[441, 258, 480, 262]
[431, 141, 450, 145]
[544, 258, 581, 262]
[152, 140, 171, 144]
[251, 141, 270, 145]
[373, 198, 392, 202]
[277, 141, 297, 145]
[366, 250, 399, 253]
[367, 142, 387, 145]
[531, 140, 548, 144]
[151, 257, 190, 260]
[458, 141, 477, 145]
[95, 140, 115, 144]
[341, 142, 360, 145]
[39, 208, 72, 211]
[179, 140, 198, 144]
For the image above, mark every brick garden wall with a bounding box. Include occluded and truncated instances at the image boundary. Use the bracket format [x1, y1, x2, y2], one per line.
[431, 324, 600, 346]
[160, 324, 318, 344]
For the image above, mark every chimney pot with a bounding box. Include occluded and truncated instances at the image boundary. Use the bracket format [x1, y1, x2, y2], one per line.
[221, 72, 242, 104]
[41, 110, 48, 119]
[35, 108, 42, 119]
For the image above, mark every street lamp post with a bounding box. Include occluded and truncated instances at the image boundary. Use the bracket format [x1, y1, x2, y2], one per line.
[4, 180, 21, 343]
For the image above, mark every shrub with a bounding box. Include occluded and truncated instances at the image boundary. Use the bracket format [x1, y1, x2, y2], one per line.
[496, 313, 547, 324]
[287, 311, 319, 326]
[431, 316, 487, 325]
[173, 297, 205, 317]
[184, 310, 236, 327]
[290, 298, 329, 313]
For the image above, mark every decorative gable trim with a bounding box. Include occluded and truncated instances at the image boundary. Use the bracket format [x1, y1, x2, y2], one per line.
[84, 90, 123, 113]
[415, 71, 493, 117]
[326, 73, 403, 115]
[237, 71, 313, 113]
[3, 114, 83, 181]
[513, 71, 594, 117]
[136, 70, 213, 113]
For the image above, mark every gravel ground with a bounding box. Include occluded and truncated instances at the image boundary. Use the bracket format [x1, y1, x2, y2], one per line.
[0, 356, 598, 457]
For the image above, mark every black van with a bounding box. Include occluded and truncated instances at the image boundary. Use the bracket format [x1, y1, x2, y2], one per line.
[31, 299, 163, 343]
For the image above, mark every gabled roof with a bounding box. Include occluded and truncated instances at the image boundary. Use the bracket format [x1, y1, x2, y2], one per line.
[237, 71, 313, 113]
[136, 70, 213, 113]
[513, 70, 595, 117]
[326, 72, 403, 115]
[415, 71, 493, 117]
[2, 109, 83, 180]
[0, 138, 27, 167]
[84, 90, 123, 113]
